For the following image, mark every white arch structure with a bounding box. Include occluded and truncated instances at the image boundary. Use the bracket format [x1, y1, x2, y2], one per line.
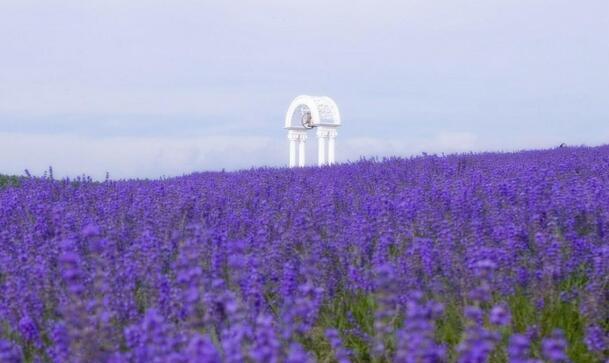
[285, 95, 341, 167]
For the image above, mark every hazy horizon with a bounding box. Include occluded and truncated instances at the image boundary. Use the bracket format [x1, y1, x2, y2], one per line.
[1, 0, 608, 179]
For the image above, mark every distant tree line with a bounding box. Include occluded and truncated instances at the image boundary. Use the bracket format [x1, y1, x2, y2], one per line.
[0, 174, 20, 188]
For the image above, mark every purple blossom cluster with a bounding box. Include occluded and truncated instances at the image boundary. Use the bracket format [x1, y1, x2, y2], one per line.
[1, 146, 609, 362]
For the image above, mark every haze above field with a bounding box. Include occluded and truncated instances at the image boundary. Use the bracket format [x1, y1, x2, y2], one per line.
[1, 0, 608, 179]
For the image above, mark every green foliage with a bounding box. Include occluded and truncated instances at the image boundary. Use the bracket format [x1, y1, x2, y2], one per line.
[317, 292, 376, 361]
[301, 287, 599, 362]
[435, 302, 464, 360]
[540, 298, 595, 362]
[0, 174, 20, 188]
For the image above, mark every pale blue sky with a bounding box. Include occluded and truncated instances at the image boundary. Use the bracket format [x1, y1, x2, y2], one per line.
[1, 0, 608, 179]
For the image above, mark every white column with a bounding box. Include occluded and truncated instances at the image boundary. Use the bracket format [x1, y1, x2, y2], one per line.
[288, 130, 307, 168]
[289, 138, 296, 167]
[317, 135, 326, 166]
[298, 134, 306, 167]
[328, 131, 336, 165]
[287, 131, 300, 168]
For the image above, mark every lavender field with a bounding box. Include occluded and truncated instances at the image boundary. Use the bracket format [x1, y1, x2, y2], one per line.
[1, 146, 609, 362]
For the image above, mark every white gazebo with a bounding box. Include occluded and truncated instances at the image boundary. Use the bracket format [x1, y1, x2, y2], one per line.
[285, 95, 341, 167]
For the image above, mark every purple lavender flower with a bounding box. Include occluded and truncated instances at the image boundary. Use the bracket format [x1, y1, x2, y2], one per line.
[458, 303, 499, 363]
[281, 280, 324, 340]
[250, 314, 281, 363]
[0, 340, 23, 363]
[464, 306, 484, 326]
[325, 328, 352, 363]
[280, 261, 298, 299]
[489, 303, 511, 327]
[457, 328, 500, 363]
[525, 325, 540, 343]
[2, 144, 609, 360]
[371, 263, 399, 359]
[394, 293, 445, 363]
[125, 308, 174, 362]
[186, 333, 221, 363]
[58, 240, 85, 295]
[81, 223, 100, 238]
[508, 334, 541, 363]
[584, 325, 608, 354]
[473, 259, 497, 279]
[49, 321, 71, 362]
[467, 283, 492, 303]
[18, 314, 42, 349]
[542, 329, 570, 363]
[286, 342, 314, 363]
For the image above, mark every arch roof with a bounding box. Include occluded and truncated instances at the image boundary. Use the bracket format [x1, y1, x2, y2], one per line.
[285, 95, 341, 129]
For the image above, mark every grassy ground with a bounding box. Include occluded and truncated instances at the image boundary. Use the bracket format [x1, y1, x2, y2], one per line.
[306, 290, 600, 362]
